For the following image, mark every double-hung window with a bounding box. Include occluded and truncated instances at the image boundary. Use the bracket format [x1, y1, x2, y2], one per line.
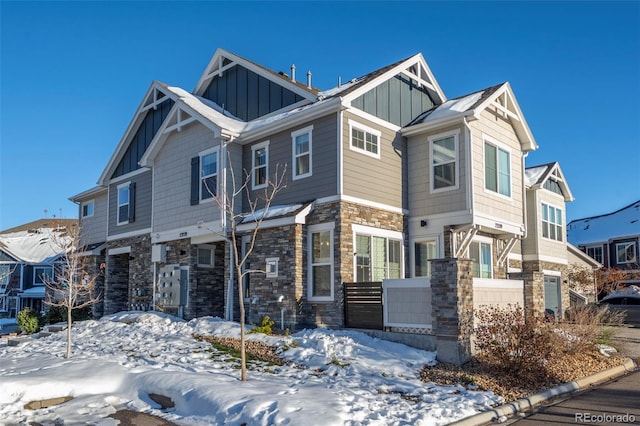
[414, 240, 438, 277]
[470, 240, 492, 279]
[200, 149, 218, 200]
[34, 266, 53, 286]
[308, 223, 334, 301]
[117, 182, 133, 225]
[616, 242, 636, 264]
[349, 119, 381, 158]
[586, 246, 603, 264]
[484, 137, 511, 197]
[430, 131, 459, 191]
[197, 246, 214, 267]
[292, 126, 313, 180]
[252, 141, 269, 189]
[542, 203, 563, 241]
[354, 225, 403, 282]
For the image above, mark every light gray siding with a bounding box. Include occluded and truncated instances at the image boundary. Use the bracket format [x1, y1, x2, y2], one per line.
[407, 123, 468, 218]
[342, 111, 406, 209]
[152, 122, 223, 233]
[523, 188, 568, 262]
[108, 170, 152, 237]
[78, 191, 108, 246]
[243, 114, 338, 206]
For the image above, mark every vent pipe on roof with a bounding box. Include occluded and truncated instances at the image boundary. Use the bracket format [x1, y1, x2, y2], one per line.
[307, 70, 312, 88]
[338, 76, 342, 87]
[290, 64, 296, 82]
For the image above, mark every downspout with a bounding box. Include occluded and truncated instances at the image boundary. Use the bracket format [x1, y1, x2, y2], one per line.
[463, 117, 474, 217]
[221, 136, 235, 321]
[521, 152, 528, 240]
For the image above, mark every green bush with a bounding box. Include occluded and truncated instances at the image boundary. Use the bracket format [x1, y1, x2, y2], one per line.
[249, 315, 275, 335]
[17, 308, 44, 335]
[45, 305, 93, 325]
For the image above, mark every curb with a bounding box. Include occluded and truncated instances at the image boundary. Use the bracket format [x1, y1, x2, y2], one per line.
[448, 357, 638, 426]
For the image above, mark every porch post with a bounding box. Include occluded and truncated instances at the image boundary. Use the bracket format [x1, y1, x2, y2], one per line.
[430, 258, 474, 365]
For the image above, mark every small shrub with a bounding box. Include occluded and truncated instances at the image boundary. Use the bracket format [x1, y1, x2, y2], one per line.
[17, 308, 44, 335]
[249, 315, 275, 335]
[474, 304, 554, 377]
[556, 304, 625, 354]
[45, 306, 93, 325]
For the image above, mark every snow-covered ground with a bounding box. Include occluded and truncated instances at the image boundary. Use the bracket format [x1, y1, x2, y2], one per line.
[0, 312, 500, 425]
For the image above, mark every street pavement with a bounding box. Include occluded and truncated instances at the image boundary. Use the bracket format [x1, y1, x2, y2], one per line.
[505, 369, 639, 425]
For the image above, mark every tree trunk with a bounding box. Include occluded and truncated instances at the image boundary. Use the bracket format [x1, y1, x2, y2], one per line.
[66, 305, 72, 359]
[238, 265, 247, 381]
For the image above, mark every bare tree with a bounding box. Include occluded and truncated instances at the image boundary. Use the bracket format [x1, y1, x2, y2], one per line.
[42, 225, 101, 359]
[210, 158, 287, 381]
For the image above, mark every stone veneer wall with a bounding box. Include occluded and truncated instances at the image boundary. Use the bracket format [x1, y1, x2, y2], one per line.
[105, 234, 152, 314]
[522, 260, 570, 318]
[85, 252, 106, 319]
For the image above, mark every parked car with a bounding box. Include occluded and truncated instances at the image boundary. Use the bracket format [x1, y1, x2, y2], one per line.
[600, 288, 640, 326]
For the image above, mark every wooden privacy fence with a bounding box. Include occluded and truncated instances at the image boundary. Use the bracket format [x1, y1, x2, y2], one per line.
[344, 281, 383, 330]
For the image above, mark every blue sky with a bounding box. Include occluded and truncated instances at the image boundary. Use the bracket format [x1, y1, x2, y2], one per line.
[1, 1, 639, 231]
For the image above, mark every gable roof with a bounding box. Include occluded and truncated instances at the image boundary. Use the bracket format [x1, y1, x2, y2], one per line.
[567, 199, 640, 246]
[525, 161, 574, 202]
[402, 82, 537, 152]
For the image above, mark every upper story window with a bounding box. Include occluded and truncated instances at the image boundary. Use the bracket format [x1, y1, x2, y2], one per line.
[616, 242, 636, 264]
[484, 136, 511, 197]
[542, 203, 563, 242]
[117, 182, 133, 225]
[430, 130, 459, 192]
[414, 240, 438, 278]
[308, 223, 334, 301]
[470, 240, 492, 278]
[34, 266, 53, 286]
[349, 119, 381, 159]
[201, 150, 218, 200]
[292, 126, 313, 180]
[252, 141, 269, 189]
[586, 246, 603, 264]
[81, 200, 95, 218]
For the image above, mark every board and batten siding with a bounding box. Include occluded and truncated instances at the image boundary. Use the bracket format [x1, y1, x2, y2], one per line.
[341, 111, 406, 209]
[152, 122, 223, 234]
[407, 123, 468, 218]
[469, 108, 524, 227]
[243, 113, 338, 207]
[108, 170, 152, 237]
[78, 192, 108, 246]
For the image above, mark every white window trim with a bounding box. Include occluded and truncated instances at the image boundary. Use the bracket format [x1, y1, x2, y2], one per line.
[411, 237, 440, 278]
[541, 202, 564, 242]
[197, 245, 215, 268]
[292, 125, 313, 180]
[266, 257, 279, 278]
[308, 222, 335, 302]
[199, 146, 220, 203]
[469, 236, 493, 279]
[252, 140, 269, 190]
[0, 295, 7, 312]
[586, 245, 604, 263]
[117, 182, 131, 225]
[348, 119, 381, 159]
[33, 266, 53, 286]
[81, 199, 95, 218]
[429, 129, 460, 193]
[352, 224, 404, 281]
[616, 242, 636, 264]
[482, 134, 513, 199]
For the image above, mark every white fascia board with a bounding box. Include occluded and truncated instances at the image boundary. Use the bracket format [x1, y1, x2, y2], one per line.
[98, 82, 179, 186]
[567, 243, 602, 268]
[69, 186, 107, 203]
[106, 228, 152, 242]
[401, 112, 475, 137]
[236, 202, 315, 233]
[237, 97, 342, 145]
[108, 246, 131, 256]
[151, 221, 224, 245]
[194, 48, 316, 102]
[523, 253, 569, 265]
[474, 213, 525, 237]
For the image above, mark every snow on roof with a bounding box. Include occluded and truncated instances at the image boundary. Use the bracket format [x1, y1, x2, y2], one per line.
[20, 286, 45, 298]
[567, 200, 640, 246]
[524, 164, 551, 187]
[0, 228, 71, 264]
[240, 204, 304, 224]
[416, 90, 484, 124]
[317, 76, 367, 98]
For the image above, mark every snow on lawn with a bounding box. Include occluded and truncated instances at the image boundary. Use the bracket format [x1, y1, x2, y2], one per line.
[0, 312, 500, 425]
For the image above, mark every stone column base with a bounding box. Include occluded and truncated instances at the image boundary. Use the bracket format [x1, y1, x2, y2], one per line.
[436, 334, 472, 365]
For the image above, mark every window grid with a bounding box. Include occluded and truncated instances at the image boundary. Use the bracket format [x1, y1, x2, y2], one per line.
[292, 127, 312, 179]
[117, 183, 130, 225]
[200, 151, 218, 200]
[542, 203, 563, 241]
[252, 142, 269, 189]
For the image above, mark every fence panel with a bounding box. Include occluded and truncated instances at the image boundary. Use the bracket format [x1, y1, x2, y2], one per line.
[344, 282, 383, 330]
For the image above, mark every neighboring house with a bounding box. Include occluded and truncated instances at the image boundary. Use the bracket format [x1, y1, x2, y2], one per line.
[0, 219, 76, 318]
[70, 48, 575, 330]
[568, 199, 640, 286]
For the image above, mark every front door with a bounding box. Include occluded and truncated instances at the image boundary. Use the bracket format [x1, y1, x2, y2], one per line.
[544, 275, 561, 320]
